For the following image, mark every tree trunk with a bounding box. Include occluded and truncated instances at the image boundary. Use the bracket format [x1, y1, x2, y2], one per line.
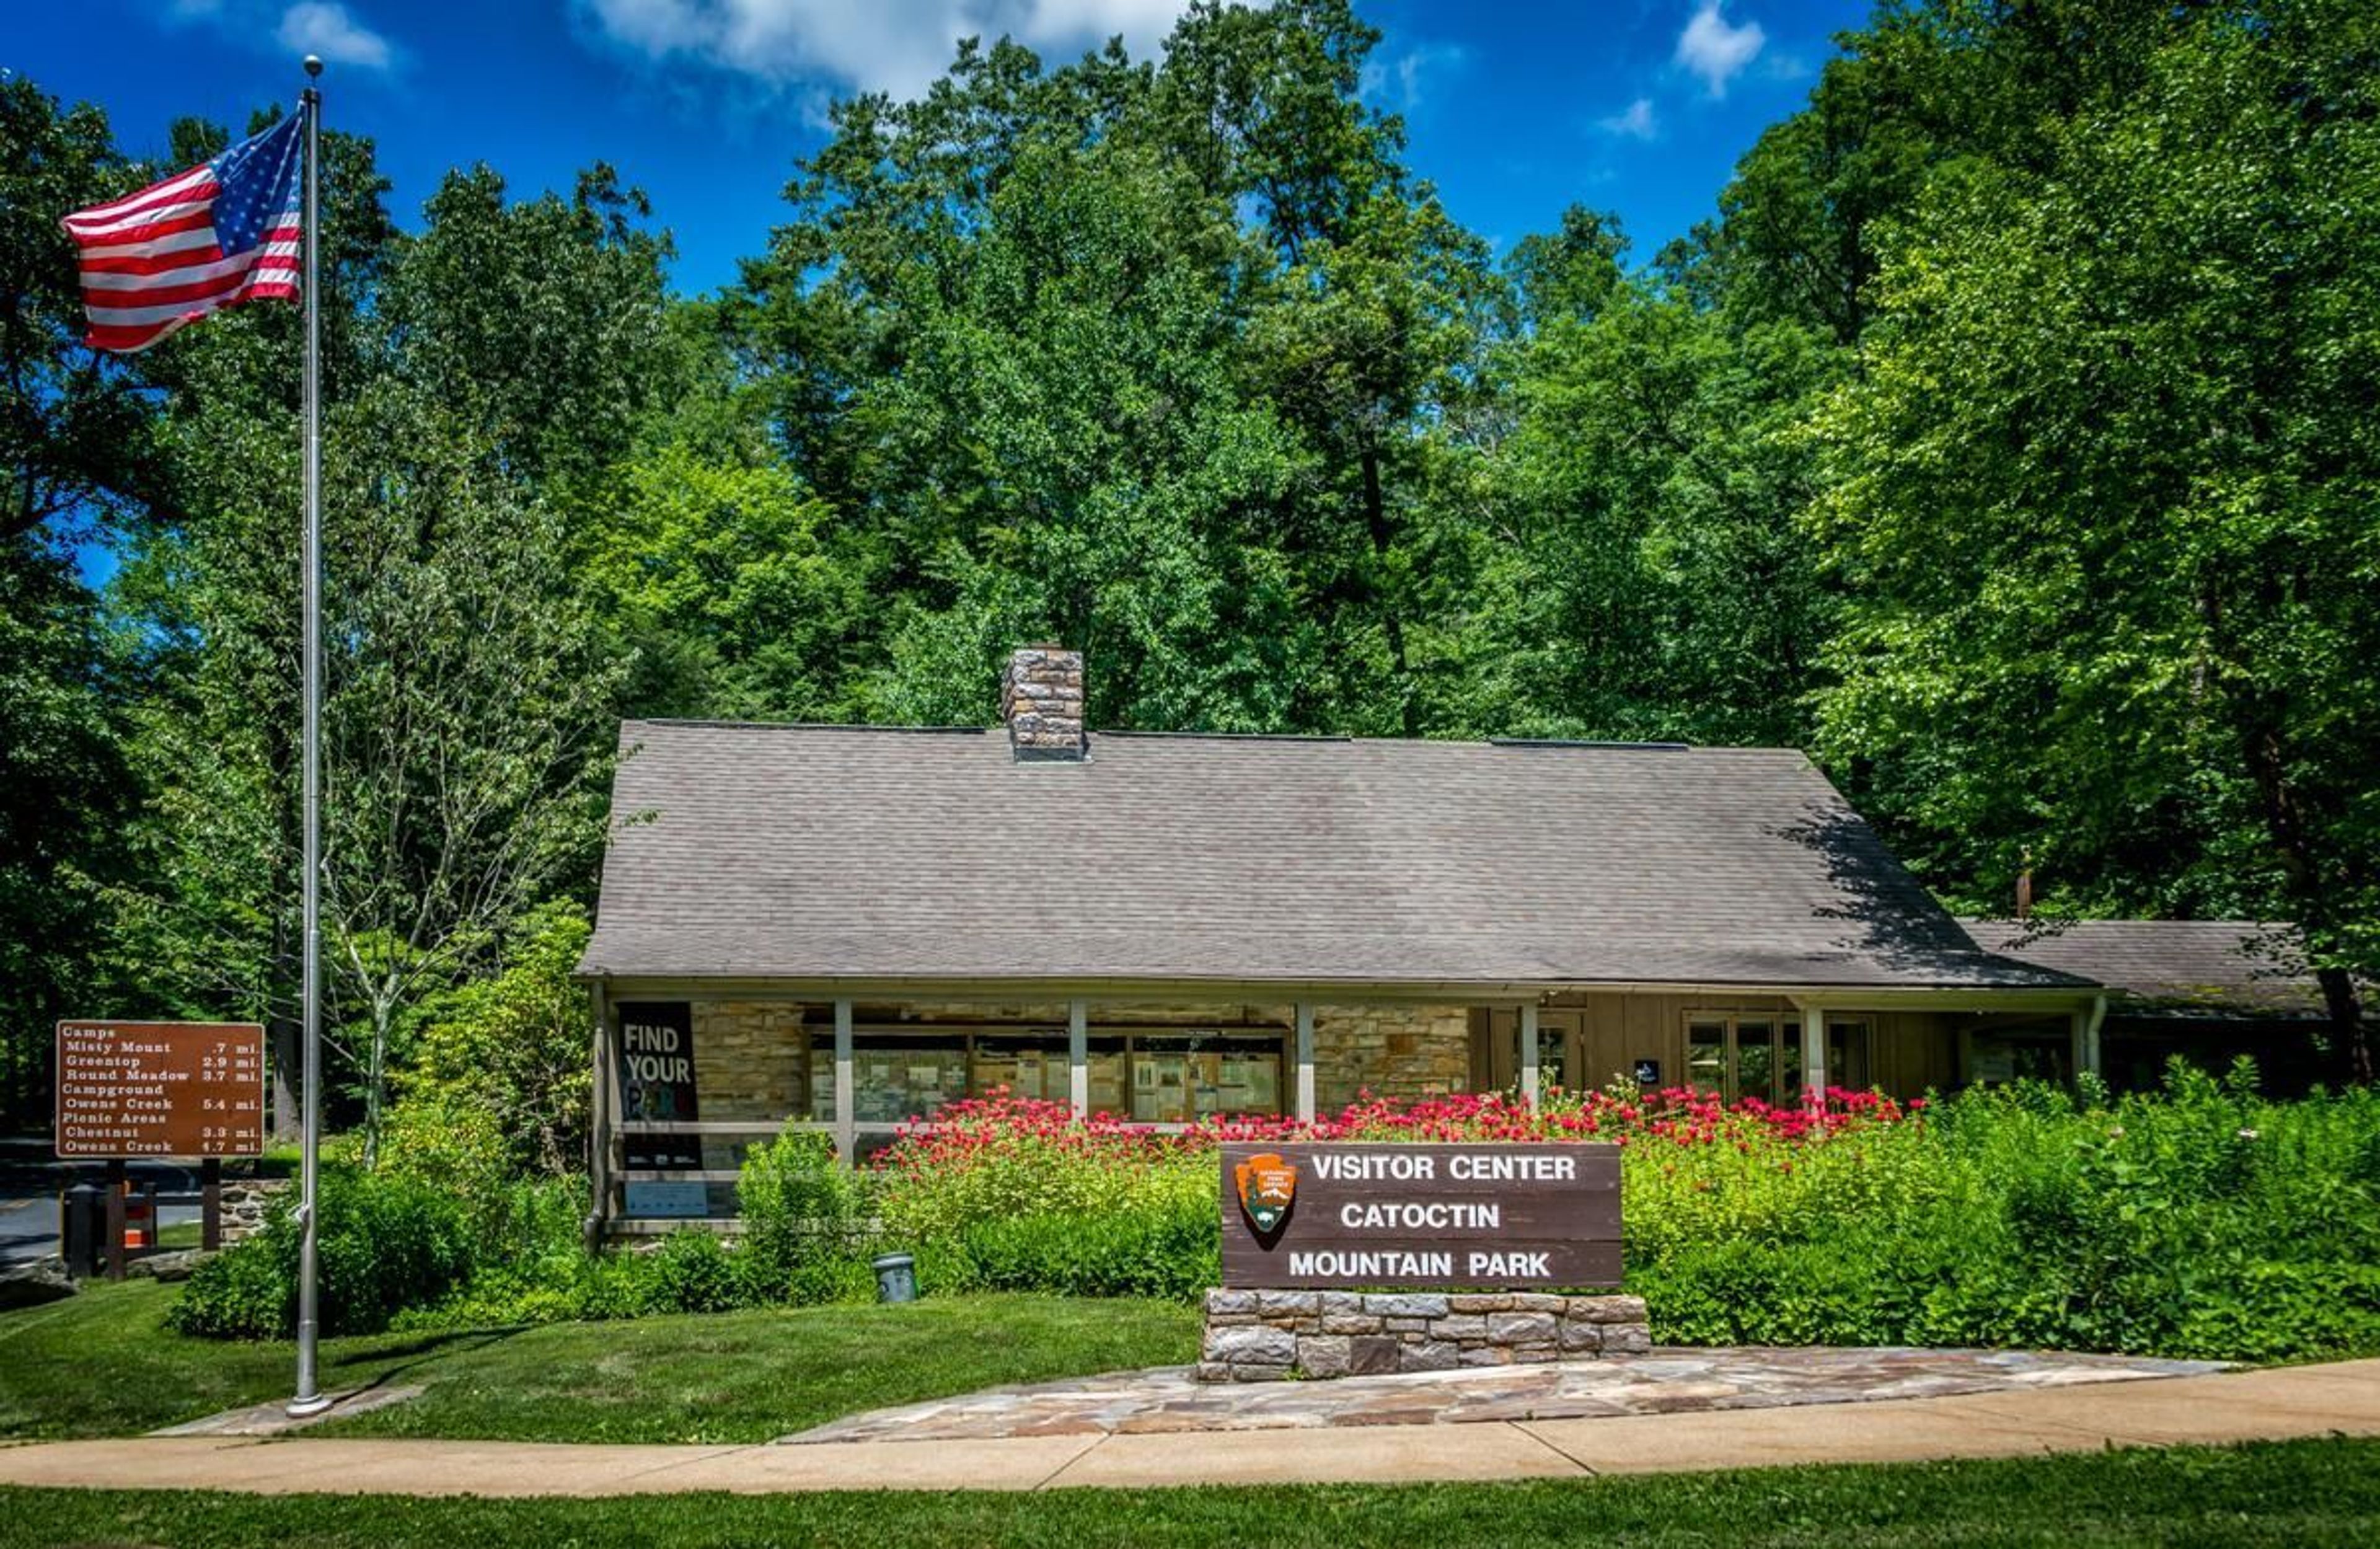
[2316, 966, 2373, 1088]
[1359, 446, 1417, 738]
[2242, 721, 2371, 1087]
[363, 997, 392, 1168]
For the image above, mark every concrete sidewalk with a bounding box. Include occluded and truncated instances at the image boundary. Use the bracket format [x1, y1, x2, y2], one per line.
[0, 1359, 2374, 1497]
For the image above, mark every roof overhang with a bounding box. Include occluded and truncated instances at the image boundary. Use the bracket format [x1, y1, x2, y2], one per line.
[577, 970, 2101, 1011]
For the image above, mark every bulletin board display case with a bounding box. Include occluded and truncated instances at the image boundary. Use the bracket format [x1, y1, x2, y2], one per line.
[804, 1025, 1288, 1124]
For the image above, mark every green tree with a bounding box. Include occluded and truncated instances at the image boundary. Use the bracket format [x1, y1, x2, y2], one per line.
[1475, 210, 1840, 746]
[384, 901, 594, 1183]
[581, 438, 868, 721]
[1811, 0, 2380, 1079]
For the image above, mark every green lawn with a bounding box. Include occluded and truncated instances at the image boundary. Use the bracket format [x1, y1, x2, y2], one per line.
[2, 1438, 2377, 1547]
[0, 1280, 1199, 1444]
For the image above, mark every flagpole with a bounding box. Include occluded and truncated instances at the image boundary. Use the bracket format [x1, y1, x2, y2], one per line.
[289, 52, 330, 1420]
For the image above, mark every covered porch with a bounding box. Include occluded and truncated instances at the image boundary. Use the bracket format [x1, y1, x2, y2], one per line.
[584, 978, 2103, 1235]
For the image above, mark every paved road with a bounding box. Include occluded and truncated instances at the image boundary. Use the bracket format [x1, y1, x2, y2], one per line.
[0, 1358, 2373, 1496]
[0, 1157, 203, 1264]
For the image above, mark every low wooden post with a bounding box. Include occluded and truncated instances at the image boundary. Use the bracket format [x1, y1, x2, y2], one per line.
[201, 1157, 223, 1250]
[104, 1158, 126, 1282]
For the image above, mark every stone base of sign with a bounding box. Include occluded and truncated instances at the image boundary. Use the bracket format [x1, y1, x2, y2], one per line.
[1197, 1289, 1651, 1382]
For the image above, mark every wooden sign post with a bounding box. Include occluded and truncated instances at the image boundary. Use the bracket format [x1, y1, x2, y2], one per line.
[55, 1021, 267, 1279]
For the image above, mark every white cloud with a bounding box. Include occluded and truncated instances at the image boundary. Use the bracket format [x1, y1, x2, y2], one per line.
[1596, 97, 1658, 141]
[1359, 42, 1466, 116]
[1674, 0, 1764, 99]
[157, 1, 397, 72]
[277, 2, 394, 69]
[578, 0, 1191, 102]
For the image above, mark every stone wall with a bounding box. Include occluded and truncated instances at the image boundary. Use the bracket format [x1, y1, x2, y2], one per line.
[690, 1001, 810, 1121]
[1310, 1005, 1473, 1111]
[219, 1178, 289, 1245]
[1198, 1288, 1650, 1382]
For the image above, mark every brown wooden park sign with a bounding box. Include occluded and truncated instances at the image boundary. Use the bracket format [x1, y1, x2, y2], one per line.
[1220, 1141, 1621, 1289]
[54, 1020, 266, 1159]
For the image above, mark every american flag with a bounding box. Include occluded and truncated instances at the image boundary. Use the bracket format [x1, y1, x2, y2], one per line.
[61, 112, 304, 354]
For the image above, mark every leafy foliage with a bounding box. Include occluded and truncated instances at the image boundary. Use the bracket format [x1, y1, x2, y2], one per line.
[4, 0, 2379, 1128]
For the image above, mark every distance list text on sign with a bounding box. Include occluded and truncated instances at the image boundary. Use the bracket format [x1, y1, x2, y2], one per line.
[1220, 1142, 1620, 1290]
[55, 1021, 266, 1159]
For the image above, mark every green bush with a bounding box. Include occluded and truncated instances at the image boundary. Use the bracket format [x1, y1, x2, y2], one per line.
[737, 1128, 870, 1299]
[170, 1168, 478, 1339]
[923, 1198, 1219, 1302]
[1620, 1064, 2380, 1361]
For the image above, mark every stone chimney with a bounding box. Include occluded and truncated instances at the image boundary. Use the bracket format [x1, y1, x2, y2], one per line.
[1000, 645, 1086, 761]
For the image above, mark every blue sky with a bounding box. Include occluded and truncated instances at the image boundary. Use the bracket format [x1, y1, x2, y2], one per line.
[9, 0, 1870, 292]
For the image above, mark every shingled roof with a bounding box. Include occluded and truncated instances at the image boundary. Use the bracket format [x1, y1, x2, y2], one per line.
[1964, 920, 2322, 1017]
[580, 722, 2091, 992]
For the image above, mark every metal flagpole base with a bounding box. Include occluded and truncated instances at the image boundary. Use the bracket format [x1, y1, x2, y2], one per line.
[285, 1393, 335, 1419]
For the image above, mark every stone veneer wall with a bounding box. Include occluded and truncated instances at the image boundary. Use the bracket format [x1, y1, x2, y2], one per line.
[690, 1002, 810, 1119]
[1309, 1005, 1472, 1111]
[218, 1178, 289, 1245]
[1198, 1288, 1650, 1382]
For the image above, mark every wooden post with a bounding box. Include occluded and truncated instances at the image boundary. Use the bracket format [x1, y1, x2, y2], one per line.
[1294, 1002, 1315, 1123]
[201, 1158, 223, 1250]
[104, 1158, 126, 1282]
[1068, 999, 1088, 1119]
[832, 999, 855, 1163]
[1801, 1004, 1827, 1110]
[1520, 1003, 1540, 1111]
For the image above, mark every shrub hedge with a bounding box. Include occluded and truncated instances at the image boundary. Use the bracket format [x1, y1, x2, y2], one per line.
[169, 1061, 2380, 1366]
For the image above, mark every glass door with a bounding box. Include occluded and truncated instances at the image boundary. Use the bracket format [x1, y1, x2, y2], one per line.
[1685, 1014, 1802, 1105]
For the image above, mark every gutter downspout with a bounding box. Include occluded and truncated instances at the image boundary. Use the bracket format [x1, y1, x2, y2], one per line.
[584, 979, 613, 1254]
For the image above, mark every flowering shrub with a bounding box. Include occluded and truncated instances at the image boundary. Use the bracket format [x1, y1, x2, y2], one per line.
[866, 1066, 2380, 1364]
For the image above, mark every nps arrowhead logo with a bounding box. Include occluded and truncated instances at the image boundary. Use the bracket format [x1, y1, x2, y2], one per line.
[1234, 1152, 1298, 1235]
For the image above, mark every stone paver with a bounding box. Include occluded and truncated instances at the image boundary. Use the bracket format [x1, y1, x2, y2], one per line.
[779, 1346, 2224, 1444]
[152, 1385, 423, 1437]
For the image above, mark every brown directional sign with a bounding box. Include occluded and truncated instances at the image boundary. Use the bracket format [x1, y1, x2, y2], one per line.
[1221, 1141, 1621, 1290]
[54, 1021, 266, 1159]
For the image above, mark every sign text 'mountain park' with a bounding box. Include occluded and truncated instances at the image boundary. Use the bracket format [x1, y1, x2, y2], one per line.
[54, 1021, 266, 1158]
[1220, 1141, 1621, 1289]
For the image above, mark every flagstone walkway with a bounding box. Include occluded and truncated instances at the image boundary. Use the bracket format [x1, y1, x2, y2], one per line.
[780, 1346, 2224, 1442]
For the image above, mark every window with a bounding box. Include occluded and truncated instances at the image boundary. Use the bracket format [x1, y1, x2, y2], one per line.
[1688, 1020, 1727, 1093]
[1535, 1023, 1568, 1092]
[1129, 1032, 1282, 1123]
[970, 1033, 1071, 1104]
[811, 1035, 969, 1124]
[1685, 1013, 1803, 1105]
